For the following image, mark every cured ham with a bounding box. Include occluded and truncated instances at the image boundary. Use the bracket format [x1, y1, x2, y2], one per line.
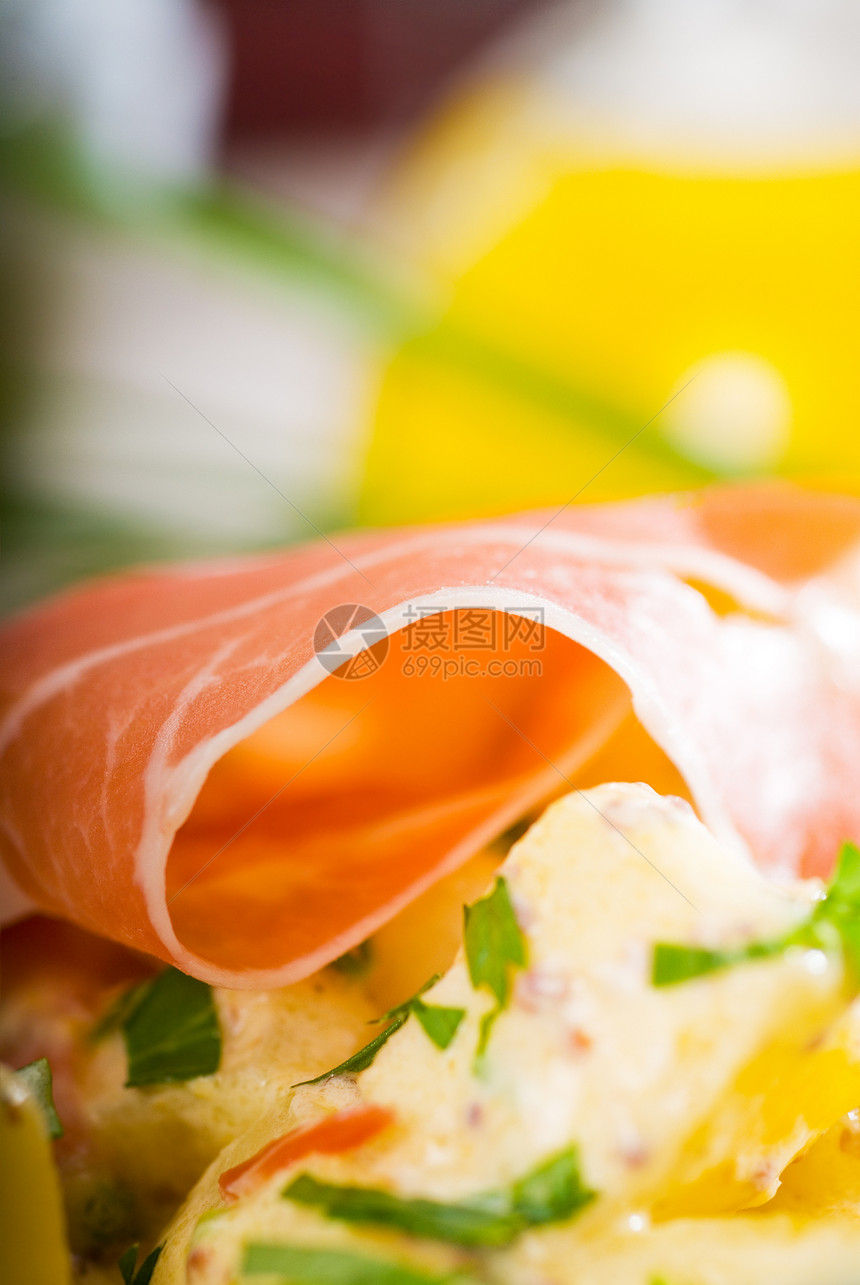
[2, 482, 860, 988]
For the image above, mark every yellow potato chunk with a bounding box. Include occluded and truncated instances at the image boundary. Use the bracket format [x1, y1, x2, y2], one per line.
[501, 1211, 860, 1285]
[768, 1105, 860, 1218]
[0, 1064, 71, 1285]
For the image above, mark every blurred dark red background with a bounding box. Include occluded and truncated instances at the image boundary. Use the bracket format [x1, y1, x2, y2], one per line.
[215, 0, 545, 138]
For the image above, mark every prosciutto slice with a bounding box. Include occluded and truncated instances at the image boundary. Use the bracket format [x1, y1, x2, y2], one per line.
[2, 483, 860, 988]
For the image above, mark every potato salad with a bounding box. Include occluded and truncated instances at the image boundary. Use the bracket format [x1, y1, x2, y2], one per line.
[8, 783, 858, 1284]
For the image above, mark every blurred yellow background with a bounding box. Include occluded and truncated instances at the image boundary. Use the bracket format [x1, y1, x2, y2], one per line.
[362, 28, 860, 521]
[2, 0, 860, 604]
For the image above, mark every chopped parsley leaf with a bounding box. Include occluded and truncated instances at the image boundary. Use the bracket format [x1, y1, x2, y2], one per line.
[121, 968, 221, 1087]
[293, 978, 465, 1086]
[409, 998, 465, 1051]
[815, 840, 860, 980]
[118, 1243, 162, 1285]
[463, 877, 526, 1063]
[89, 980, 150, 1044]
[510, 1145, 595, 1225]
[653, 841, 860, 987]
[475, 1006, 500, 1062]
[464, 877, 526, 1006]
[283, 1145, 594, 1248]
[652, 939, 784, 986]
[15, 1057, 63, 1138]
[489, 815, 535, 856]
[374, 977, 466, 1052]
[330, 940, 375, 978]
[284, 1174, 519, 1248]
[242, 1243, 468, 1284]
[292, 1013, 410, 1087]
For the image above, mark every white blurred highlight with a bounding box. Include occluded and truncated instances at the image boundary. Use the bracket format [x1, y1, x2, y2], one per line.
[663, 352, 792, 473]
[8, 210, 382, 549]
[537, 0, 860, 164]
[0, 0, 224, 180]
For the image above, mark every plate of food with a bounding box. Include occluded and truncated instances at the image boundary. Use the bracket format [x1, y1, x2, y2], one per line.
[3, 483, 860, 1285]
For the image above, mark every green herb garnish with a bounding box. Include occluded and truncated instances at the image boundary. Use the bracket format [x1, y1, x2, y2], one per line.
[294, 977, 465, 1087]
[489, 816, 534, 856]
[408, 997, 466, 1051]
[15, 1057, 63, 1139]
[372, 976, 466, 1052]
[812, 840, 860, 979]
[89, 981, 150, 1043]
[120, 967, 221, 1087]
[653, 841, 860, 987]
[330, 940, 375, 978]
[293, 1016, 410, 1087]
[242, 1243, 468, 1284]
[509, 1145, 595, 1226]
[118, 1243, 162, 1285]
[283, 1145, 594, 1248]
[284, 1174, 519, 1248]
[67, 1175, 135, 1254]
[652, 938, 787, 986]
[464, 878, 527, 1005]
[463, 877, 527, 1061]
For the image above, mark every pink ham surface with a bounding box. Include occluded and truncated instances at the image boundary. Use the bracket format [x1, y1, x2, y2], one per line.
[2, 482, 860, 987]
